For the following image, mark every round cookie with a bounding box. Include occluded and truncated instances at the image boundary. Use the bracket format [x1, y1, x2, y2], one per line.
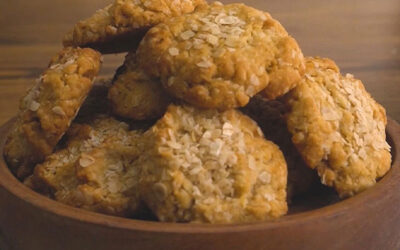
[137, 2, 304, 109]
[108, 52, 172, 120]
[285, 57, 391, 198]
[241, 96, 318, 201]
[31, 116, 144, 217]
[4, 47, 102, 179]
[63, 0, 207, 53]
[138, 104, 288, 223]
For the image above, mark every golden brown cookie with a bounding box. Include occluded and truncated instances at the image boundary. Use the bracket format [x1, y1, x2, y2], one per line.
[285, 57, 391, 198]
[137, 2, 304, 110]
[63, 0, 207, 53]
[138, 104, 288, 223]
[241, 96, 318, 200]
[4, 47, 102, 179]
[31, 116, 144, 217]
[108, 52, 172, 120]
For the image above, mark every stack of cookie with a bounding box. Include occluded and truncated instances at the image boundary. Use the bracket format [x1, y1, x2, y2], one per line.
[4, 0, 391, 224]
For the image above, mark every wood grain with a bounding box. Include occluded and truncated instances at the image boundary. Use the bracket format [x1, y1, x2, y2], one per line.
[0, 0, 399, 124]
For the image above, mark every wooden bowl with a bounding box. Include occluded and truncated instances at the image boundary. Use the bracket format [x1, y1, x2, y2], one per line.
[0, 117, 399, 250]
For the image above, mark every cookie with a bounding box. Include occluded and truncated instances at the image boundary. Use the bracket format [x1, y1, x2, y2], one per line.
[137, 2, 304, 110]
[241, 96, 318, 200]
[63, 0, 207, 53]
[108, 52, 172, 120]
[138, 104, 288, 223]
[4, 47, 102, 178]
[31, 116, 144, 217]
[285, 57, 391, 198]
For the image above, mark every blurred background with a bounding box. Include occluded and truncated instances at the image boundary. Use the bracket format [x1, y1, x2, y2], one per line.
[0, 0, 399, 123]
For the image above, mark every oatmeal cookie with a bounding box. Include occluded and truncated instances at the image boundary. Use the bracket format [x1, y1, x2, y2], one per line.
[63, 0, 207, 53]
[137, 2, 304, 109]
[31, 116, 144, 217]
[108, 52, 172, 120]
[4, 47, 101, 178]
[242, 96, 318, 200]
[138, 104, 288, 223]
[285, 57, 391, 198]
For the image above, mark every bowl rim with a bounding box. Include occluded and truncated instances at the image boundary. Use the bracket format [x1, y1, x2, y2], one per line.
[0, 117, 398, 234]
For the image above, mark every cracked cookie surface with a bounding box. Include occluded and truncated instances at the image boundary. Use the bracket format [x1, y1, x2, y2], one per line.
[138, 104, 288, 223]
[31, 116, 144, 217]
[4, 47, 101, 178]
[285, 57, 391, 197]
[63, 0, 207, 53]
[137, 2, 304, 109]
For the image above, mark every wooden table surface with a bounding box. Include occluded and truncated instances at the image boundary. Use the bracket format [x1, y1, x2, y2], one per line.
[0, 0, 399, 125]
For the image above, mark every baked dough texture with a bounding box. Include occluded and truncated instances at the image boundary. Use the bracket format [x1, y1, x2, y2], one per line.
[285, 57, 391, 197]
[138, 104, 288, 223]
[4, 47, 101, 178]
[137, 2, 304, 109]
[108, 52, 171, 120]
[63, 0, 207, 53]
[31, 116, 144, 217]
